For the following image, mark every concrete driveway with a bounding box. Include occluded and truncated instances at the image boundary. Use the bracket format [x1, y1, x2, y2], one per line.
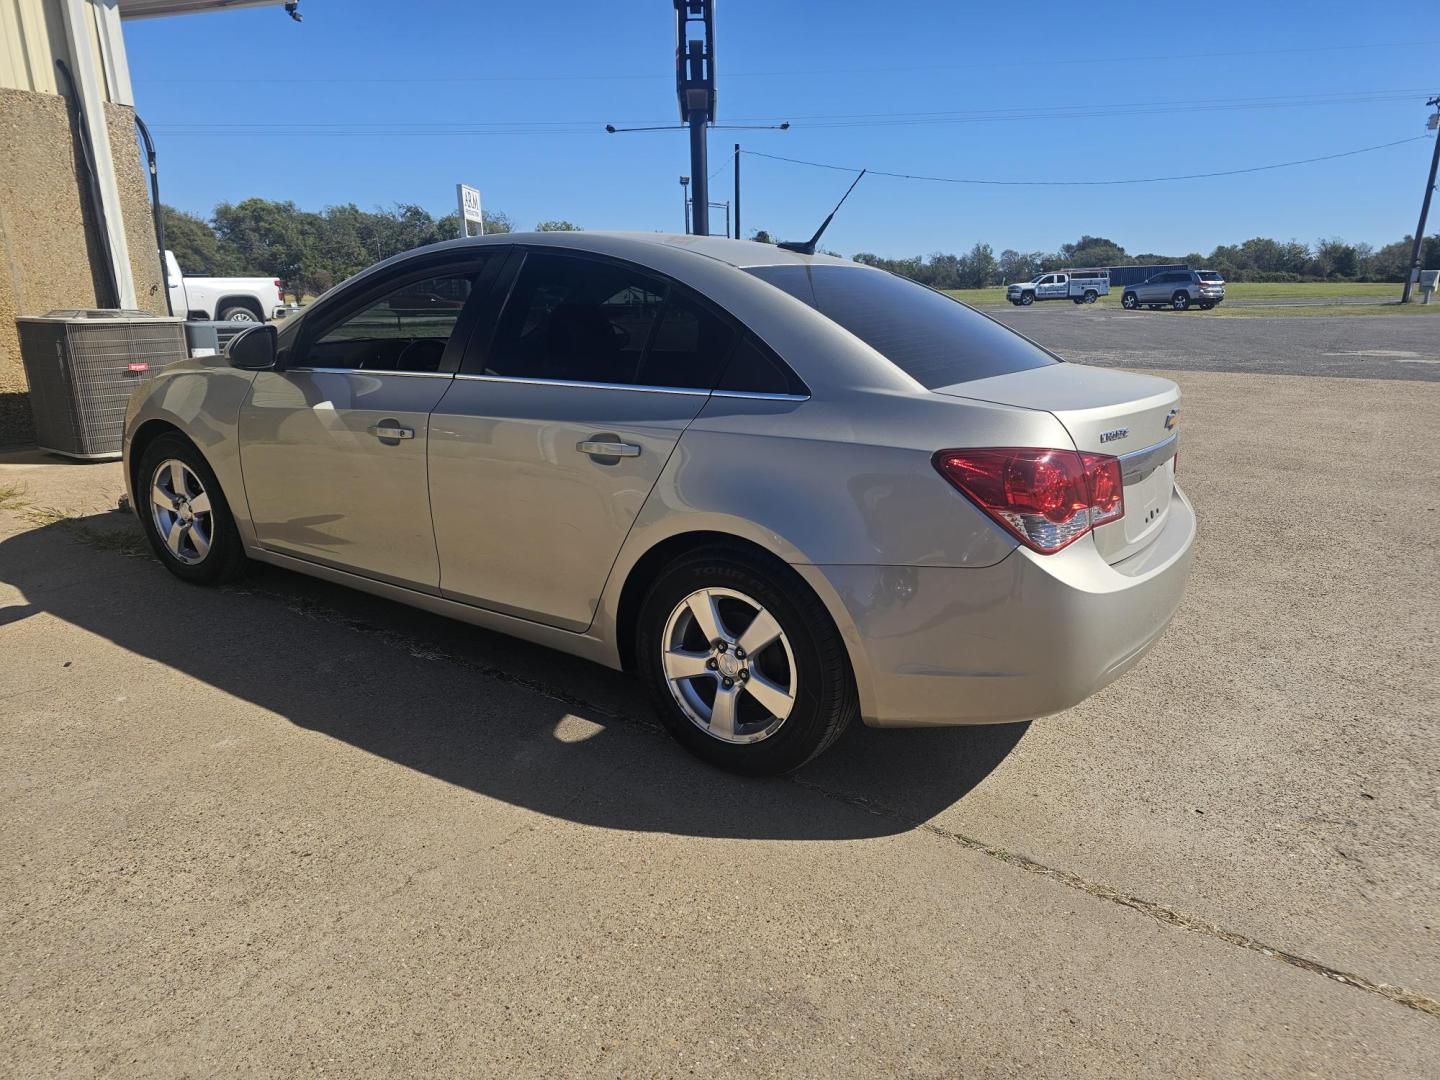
[1, 368, 1437, 1077]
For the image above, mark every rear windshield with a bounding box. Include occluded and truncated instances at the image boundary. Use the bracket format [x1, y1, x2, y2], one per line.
[746, 265, 1058, 388]
[1196, 271, 1224, 282]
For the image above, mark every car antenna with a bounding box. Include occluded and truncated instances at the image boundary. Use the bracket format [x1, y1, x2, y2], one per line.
[776, 170, 866, 255]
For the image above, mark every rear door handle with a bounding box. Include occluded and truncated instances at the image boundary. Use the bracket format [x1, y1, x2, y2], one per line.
[368, 423, 415, 440]
[577, 439, 640, 458]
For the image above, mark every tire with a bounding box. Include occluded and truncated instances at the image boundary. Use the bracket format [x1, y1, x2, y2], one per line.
[218, 302, 262, 323]
[1072, 297, 1083, 305]
[1122, 292, 1138, 310]
[1019, 292, 1034, 306]
[1171, 291, 1191, 311]
[1199, 303, 1213, 310]
[136, 432, 248, 585]
[1083, 290, 1098, 304]
[636, 546, 856, 775]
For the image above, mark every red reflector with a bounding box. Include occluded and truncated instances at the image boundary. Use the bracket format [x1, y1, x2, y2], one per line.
[126, 361, 149, 374]
[933, 447, 1125, 554]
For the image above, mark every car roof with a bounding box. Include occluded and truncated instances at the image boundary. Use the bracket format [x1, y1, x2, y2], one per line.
[392, 231, 857, 271]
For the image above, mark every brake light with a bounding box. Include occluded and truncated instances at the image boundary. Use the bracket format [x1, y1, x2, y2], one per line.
[932, 447, 1125, 553]
[275, 278, 284, 303]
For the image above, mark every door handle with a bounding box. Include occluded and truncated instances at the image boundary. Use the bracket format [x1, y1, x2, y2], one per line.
[368, 423, 415, 440]
[577, 439, 640, 458]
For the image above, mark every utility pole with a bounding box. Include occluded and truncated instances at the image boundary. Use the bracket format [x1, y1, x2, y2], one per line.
[674, 1, 716, 235]
[733, 143, 741, 240]
[1401, 96, 1440, 304]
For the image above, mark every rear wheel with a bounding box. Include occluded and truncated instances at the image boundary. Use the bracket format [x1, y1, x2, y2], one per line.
[136, 433, 247, 585]
[218, 302, 262, 323]
[1083, 290, 1098, 304]
[1199, 302, 1214, 310]
[1122, 292, 1138, 310]
[1171, 291, 1191, 311]
[636, 547, 856, 775]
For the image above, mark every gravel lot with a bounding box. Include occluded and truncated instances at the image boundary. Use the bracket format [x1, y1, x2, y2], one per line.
[992, 306, 1440, 381]
[1, 342, 1437, 1076]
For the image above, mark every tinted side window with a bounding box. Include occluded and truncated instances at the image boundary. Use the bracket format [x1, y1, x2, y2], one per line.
[487, 252, 665, 384]
[747, 265, 1057, 389]
[308, 272, 477, 372]
[637, 290, 737, 390]
[715, 335, 809, 397]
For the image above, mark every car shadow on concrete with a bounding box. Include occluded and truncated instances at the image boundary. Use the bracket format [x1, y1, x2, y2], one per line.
[0, 512, 1028, 841]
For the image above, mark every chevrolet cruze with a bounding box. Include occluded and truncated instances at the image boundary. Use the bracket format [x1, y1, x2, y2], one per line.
[124, 233, 1195, 774]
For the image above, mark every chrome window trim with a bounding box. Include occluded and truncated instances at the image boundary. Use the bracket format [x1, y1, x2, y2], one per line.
[710, 389, 811, 402]
[1117, 433, 1178, 484]
[282, 367, 456, 379]
[453, 373, 708, 396]
[448, 373, 811, 401]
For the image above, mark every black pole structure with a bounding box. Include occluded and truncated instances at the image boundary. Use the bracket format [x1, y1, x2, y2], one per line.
[1401, 96, 1440, 304]
[134, 114, 172, 316]
[734, 143, 741, 239]
[688, 105, 710, 235]
[674, 0, 716, 235]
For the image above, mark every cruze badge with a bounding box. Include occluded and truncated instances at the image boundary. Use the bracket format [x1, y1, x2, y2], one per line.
[1164, 408, 1180, 431]
[1099, 428, 1129, 444]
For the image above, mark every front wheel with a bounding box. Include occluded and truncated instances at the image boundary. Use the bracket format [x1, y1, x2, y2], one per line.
[1171, 292, 1191, 311]
[1019, 292, 1034, 306]
[636, 548, 856, 775]
[1122, 292, 1138, 310]
[136, 433, 248, 585]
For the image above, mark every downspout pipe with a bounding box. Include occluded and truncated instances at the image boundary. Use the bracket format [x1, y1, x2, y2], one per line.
[55, 58, 120, 310]
[134, 114, 172, 315]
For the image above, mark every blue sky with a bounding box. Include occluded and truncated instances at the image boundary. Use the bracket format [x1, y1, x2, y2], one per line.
[124, 1, 1440, 259]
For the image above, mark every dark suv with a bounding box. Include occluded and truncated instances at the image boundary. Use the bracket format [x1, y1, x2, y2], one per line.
[1121, 270, 1225, 311]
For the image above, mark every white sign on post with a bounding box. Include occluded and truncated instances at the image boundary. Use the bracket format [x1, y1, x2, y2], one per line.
[457, 184, 484, 237]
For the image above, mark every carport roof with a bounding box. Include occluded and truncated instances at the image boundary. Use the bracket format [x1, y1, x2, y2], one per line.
[118, 0, 287, 19]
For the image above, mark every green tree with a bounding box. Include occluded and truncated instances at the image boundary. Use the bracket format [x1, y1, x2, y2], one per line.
[962, 242, 998, 288]
[535, 220, 582, 231]
[1060, 235, 1127, 267]
[158, 205, 240, 276]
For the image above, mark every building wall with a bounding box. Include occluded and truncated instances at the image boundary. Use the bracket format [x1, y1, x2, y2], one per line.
[0, 86, 162, 445]
[0, 0, 162, 444]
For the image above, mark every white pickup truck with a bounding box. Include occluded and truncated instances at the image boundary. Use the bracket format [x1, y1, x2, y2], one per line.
[1006, 268, 1111, 306]
[164, 250, 286, 323]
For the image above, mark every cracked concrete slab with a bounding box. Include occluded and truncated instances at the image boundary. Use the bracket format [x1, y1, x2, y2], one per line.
[1, 367, 1436, 1077]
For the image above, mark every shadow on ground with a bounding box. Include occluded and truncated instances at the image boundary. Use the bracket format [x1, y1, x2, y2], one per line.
[0, 511, 1028, 840]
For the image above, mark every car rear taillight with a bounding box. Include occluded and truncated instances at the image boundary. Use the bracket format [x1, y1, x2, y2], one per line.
[932, 447, 1125, 554]
[275, 278, 284, 303]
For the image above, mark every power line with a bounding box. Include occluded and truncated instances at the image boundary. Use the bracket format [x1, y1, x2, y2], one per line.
[137, 39, 1440, 85]
[147, 87, 1437, 138]
[743, 135, 1433, 187]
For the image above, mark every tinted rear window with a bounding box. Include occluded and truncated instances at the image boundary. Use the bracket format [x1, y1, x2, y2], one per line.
[746, 265, 1057, 388]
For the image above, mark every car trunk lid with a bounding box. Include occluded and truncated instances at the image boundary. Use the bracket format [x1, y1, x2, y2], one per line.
[933, 363, 1180, 563]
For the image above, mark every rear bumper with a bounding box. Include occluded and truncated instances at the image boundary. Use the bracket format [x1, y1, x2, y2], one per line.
[801, 486, 1196, 727]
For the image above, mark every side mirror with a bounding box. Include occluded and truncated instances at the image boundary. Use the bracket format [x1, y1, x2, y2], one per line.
[225, 323, 279, 371]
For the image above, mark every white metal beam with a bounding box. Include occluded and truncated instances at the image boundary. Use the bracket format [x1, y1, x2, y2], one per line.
[60, 0, 136, 309]
[117, 1, 287, 20]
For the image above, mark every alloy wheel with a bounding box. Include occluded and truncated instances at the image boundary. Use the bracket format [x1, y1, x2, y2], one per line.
[661, 587, 797, 745]
[150, 459, 213, 565]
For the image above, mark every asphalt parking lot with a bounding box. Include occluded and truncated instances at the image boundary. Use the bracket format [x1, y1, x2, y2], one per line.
[2, 316, 1438, 1077]
[992, 305, 1440, 381]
